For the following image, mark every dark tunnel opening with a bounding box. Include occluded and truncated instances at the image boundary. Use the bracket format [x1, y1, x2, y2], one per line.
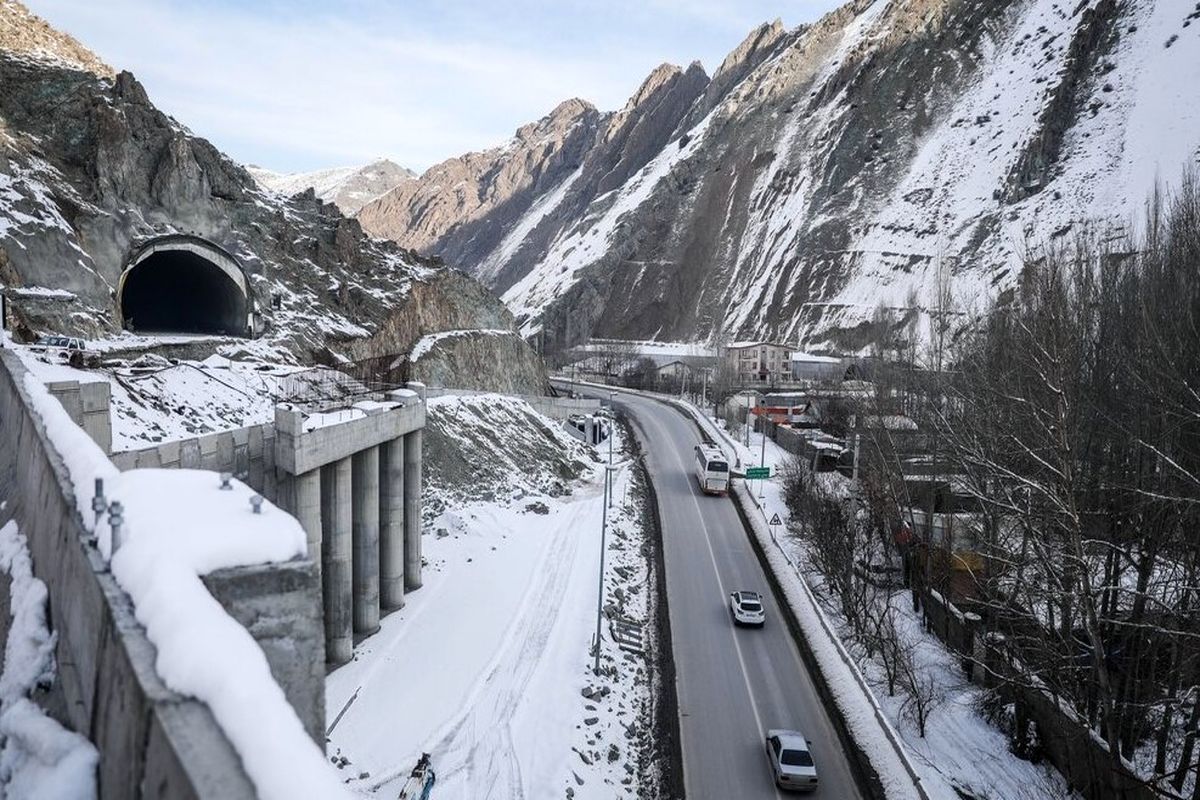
[120, 249, 248, 336]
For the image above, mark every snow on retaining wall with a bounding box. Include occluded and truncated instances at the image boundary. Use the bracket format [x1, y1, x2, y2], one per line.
[0, 341, 343, 799]
[0, 518, 98, 799]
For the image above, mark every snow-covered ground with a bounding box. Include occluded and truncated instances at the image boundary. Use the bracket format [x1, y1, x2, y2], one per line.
[9, 342, 368, 451]
[6, 334, 667, 798]
[326, 395, 660, 799]
[676, 397, 1077, 800]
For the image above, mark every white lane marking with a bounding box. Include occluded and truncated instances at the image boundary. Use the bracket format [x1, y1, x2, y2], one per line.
[677, 408, 828, 703]
[586, 387, 858, 797]
[639, 405, 786, 800]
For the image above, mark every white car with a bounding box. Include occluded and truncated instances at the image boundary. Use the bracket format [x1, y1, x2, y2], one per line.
[729, 590, 765, 627]
[765, 729, 819, 792]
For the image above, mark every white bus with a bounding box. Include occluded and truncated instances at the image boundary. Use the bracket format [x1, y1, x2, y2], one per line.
[694, 444, 730, 495]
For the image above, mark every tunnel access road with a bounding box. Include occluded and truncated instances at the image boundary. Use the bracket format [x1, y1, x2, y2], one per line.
[571, 384, 866, 800]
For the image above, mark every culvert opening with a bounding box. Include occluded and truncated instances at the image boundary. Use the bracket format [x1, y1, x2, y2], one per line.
[120, 248, 248, 336]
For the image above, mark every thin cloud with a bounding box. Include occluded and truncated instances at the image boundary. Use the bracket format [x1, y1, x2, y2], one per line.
[25, 0, 839, 172]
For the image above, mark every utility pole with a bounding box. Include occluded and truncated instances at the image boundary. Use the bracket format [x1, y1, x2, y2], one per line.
[850, 429, 862, 520]
[759, 414, 768, 499]
[701, 369, 708, 413]
[745, 394, 751, 448]
[846, 427, 863, 593]
[593, 466, 610, 676]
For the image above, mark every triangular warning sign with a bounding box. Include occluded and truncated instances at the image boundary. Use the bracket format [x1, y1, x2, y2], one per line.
[768, 513, 783, 526]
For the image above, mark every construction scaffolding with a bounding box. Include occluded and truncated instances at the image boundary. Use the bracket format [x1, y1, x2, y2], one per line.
[271, 352, 408, 412]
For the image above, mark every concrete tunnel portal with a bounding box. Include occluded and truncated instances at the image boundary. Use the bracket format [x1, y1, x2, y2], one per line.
[119, 236, 251, 336]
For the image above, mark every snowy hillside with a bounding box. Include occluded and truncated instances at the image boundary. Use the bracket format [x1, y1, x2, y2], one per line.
[327, 395, 666, 799]
[247, 158, 414, 215]
[358, 0, 1200, 351]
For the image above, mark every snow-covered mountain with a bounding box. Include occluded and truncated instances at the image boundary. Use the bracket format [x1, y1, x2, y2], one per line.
[248, 159, 415, 215]
[357, 0, 1200, 353]
[0, 1, 544, 390]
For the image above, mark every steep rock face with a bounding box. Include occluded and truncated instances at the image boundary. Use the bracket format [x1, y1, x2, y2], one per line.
[357, 98, 602, 255]
[363, 0, 1200, 352]
[356, 44, 782, 297]
[409, 331, 547, 394]
[0, 6, 545, 393]
[247, 159, 415, 215]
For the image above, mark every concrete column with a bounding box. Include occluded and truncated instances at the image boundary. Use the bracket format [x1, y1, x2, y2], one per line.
[294, 469, 322, 579]
[351, 447, 380, 635]
[321, 457, 353, 665]
[403, 429, 423, 591]
[379, 436, 405, 610]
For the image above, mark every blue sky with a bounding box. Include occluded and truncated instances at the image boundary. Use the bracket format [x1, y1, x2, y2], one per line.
[27, 0, 842, 174]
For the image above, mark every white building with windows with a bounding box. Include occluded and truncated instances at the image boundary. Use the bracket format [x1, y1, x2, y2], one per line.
[724, 341, 792, 384]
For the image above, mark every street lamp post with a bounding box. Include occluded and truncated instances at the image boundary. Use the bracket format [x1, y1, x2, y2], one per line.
[594, 465, 610, 675]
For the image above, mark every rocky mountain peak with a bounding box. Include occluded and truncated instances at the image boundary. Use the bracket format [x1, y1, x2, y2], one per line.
[625, 62, 694, 111]
[249, 158, 415, 215]
[0, 0, 113, 78]
[548, 97, 596, 123]
[355, 0, 1199, 356]
[515, 97, 597, 142]
[113, 70, 150, 105]
[712, 18, 787, 83]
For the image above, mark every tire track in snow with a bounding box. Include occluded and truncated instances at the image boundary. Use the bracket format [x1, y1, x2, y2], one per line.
[420, 492, 599, 799]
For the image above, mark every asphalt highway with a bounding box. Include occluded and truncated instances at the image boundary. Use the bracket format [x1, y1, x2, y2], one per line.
[578, 385, 866, 799]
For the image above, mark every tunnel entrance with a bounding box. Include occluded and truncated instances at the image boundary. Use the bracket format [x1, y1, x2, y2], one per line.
[119, 238, 249, 336]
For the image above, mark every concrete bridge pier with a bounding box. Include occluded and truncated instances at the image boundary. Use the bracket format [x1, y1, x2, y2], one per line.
[321, 457, 353, 665]
[293, 469, 322, 579]
[379, 437, 406, 610]
[403, 429, 423, 591]
[275, 394, 424, 668]
[351, 446, 380, 635]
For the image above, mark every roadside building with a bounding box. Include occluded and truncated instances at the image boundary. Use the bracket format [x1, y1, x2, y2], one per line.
[756, 392, 822, 427]
[655, 358, 695, 381]
[724, 341, 792, 384]
[789, 351, 845, 382]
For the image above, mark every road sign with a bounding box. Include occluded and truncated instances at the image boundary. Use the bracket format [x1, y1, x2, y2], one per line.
[745, 467, 770, 479]
[768, 513, 783, 526]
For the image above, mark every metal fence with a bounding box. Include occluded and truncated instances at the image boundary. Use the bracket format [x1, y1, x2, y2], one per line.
[271, 352, 408, 411]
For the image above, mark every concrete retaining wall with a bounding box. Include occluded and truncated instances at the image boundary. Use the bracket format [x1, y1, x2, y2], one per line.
[0, 345, 323, 798]
[201, 561, 324, 743]
[112, 395, 425, 669]
[112, 423, 280, 503]
[424, 386, 600, 420]
[47, 379, 112, 455]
